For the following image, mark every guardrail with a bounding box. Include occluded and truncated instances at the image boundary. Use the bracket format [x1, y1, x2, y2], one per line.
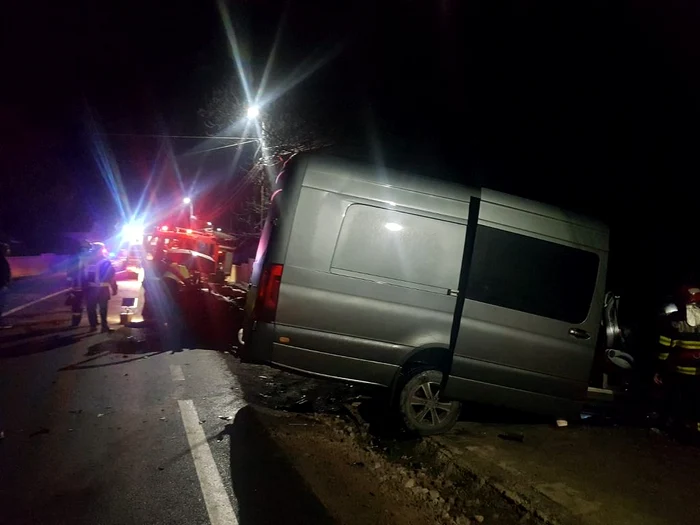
[8, 254, 71, 278]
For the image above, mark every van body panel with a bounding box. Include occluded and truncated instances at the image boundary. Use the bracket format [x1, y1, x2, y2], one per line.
[448, 355, 588, 400]
[270, 343, 399, 386]
[274, 324, 414, 369]
[242, 154, 610, 418]
[275, 269, 455, 355]
[443, 375, 581, 417]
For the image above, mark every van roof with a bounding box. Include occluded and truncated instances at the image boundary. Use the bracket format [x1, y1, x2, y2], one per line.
[302, 154, 608, 234]
[303, 154, 477, 203]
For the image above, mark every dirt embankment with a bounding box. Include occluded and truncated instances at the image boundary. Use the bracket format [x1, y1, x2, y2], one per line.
[257, 406, 538, 525]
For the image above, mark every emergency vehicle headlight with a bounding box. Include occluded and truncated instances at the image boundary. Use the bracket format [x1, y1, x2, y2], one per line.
[121, 222, 144, 241]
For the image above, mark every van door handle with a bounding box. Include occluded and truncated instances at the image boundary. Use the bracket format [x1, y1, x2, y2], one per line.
[568, 328, 590, 340]
[447, 289, 459, 297]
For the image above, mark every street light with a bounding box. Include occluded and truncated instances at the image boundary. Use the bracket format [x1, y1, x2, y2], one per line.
[183, 197, 194, 227]
[246, 105, 260, 120]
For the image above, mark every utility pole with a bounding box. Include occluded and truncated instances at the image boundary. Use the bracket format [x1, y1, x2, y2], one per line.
[260, 179, 264, 230]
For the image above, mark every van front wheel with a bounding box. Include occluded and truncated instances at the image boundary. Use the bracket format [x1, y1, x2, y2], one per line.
[399, 369, 461, 436]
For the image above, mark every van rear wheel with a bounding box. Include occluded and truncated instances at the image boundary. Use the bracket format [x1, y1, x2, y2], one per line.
[399, 369, 461, 436]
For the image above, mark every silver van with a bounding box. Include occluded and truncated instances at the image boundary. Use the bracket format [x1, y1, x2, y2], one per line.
[240, 155, 609, 434]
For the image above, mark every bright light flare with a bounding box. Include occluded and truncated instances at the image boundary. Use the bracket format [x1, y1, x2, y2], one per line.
[246, 105, 261, 120]
[385, 223, 403, 232]
[121, 222, 144, 242]
[182, 197, 192, 205]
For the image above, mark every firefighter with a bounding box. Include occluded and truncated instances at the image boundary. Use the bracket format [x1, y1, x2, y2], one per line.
[84, 244, 118, 333]
[655, 286, 700, 442]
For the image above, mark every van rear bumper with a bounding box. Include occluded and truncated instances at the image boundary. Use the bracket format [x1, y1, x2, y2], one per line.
[238, 320, 275, 363]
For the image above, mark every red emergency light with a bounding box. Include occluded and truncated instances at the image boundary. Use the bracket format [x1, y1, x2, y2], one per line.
[160, 225, 169, 231]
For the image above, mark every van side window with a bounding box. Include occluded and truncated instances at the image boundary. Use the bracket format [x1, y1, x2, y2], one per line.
[466, 226, 599, 324]
[332, 204, 465, 291]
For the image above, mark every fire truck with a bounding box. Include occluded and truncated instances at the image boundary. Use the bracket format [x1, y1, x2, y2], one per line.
[144, 225, 235, 273]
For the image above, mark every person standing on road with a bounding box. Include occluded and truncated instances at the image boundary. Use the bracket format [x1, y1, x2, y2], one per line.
[84, 244, 118, 333]
[655, 286, 700, 443]
[0, 243, 11, 329]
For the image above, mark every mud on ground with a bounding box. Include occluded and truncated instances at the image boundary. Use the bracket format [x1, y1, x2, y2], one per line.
[232, 360, 539, 525]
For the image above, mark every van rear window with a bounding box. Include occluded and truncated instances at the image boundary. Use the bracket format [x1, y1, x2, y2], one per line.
[466, 226, 599, 324]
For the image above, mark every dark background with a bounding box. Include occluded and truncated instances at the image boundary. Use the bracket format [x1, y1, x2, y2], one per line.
[1, 0, 698, 293]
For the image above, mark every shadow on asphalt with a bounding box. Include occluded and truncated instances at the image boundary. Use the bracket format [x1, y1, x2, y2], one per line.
[220, 406, 335, 525]
[0, 324, 75, 344]
[58, 332, 169, 371]
[0, 331, 91, 359]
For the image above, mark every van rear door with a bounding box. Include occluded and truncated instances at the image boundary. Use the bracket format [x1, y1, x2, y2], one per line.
[240, 157, 305, 360]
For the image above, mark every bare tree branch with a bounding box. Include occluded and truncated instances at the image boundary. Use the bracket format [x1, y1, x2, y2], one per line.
[198, 78, 331, 242]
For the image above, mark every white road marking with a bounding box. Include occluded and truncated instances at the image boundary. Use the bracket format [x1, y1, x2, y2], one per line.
[4, 288, 71, 316]
[178, 399, 238, 525]
[170, 364, 185, 381]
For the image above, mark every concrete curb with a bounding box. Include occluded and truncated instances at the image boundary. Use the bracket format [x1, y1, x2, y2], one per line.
[422, 437, 581, 525]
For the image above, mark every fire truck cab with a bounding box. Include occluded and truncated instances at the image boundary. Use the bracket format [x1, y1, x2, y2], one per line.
[145, 226, 219, 261]
[144, 225, 236, 274]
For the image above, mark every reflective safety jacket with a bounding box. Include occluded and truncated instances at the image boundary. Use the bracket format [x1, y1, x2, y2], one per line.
[658, 321, 700, 376]
[85, 259, 117, 292]
[67, 254, 89, 291]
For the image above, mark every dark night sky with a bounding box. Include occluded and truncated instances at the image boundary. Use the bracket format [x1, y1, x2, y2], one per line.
[2, 0, 699, 286]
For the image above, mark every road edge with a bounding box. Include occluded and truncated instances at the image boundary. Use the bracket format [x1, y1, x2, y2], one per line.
[424, 436, 580, 525]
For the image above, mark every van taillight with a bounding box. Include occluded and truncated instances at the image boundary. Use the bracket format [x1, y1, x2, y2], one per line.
[255, 264, 284, 323]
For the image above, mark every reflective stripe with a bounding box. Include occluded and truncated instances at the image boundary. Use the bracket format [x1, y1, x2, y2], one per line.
[697, 422, 700, 433]
[658, 352, 669, 361]
[676, 366, 698, 376]
[658, 336, 700, 349]
[673, 340, 700, 349]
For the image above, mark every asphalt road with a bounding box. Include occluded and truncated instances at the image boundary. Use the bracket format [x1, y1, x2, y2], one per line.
[0, 299, 334, 525]
[4, 274, 70, 314]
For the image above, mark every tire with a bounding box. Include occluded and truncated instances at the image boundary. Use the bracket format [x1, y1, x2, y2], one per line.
[398, 369, 461, 436]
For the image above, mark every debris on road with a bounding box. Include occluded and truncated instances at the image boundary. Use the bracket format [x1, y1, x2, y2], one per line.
[498, 432, 525, 443]
[219, 415, 233, 421]
[159, 417, 167, 421]
[97, 413, 104, 418]
[29, 428, 50, 437]
[555, 419, 568, 427]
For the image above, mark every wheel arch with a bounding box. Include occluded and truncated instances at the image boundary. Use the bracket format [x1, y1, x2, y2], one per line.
[389, 344, 453, 404]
